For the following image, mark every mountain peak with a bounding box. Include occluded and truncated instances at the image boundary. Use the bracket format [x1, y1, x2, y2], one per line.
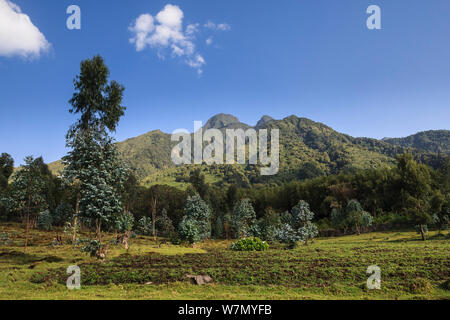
[256, 115, 274, 128]
[204, 113, 243, 130]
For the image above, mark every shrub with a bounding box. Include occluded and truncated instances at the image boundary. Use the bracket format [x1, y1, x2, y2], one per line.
[156, 209, 174, 237]
[178, 194, 212, 242]
[230, 237, 269, 251]
[178, 218, 201, 244]
[274, 223, 300, 244]
[115, 211, 135, 234]
[136, 216, 152, 236]
[231, 199, 256, 238]
[80, 239, 102, 258]
[37, 210, 53, 231]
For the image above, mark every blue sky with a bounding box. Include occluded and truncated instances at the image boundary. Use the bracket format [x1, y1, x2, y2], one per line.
[0, 0, 449, 165]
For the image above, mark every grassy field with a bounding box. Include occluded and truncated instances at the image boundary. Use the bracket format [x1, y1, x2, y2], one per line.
[0, 223, 449, 300]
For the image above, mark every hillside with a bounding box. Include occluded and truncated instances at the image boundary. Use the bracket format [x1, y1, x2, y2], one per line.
[383, 130, 450, 155]
[48, 114, 448, 188]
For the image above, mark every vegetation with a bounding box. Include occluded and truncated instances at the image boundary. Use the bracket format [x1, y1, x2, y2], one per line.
[230, 237, 269, 251]
[0, 224, 448, 300]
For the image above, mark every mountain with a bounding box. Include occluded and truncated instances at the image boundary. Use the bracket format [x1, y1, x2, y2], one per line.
[256, 115, 274, 128]
[203, 113, 250, 130]
[48, 114, 448, 188]
[382, 130, 450, 155]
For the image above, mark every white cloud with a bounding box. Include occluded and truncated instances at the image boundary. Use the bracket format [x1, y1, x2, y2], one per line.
[129, 4, 230, 74]
[204, 21, 231, 31]
[206, 37, 213, 46]
[130, 4, 204, 73]
[0, 0, 50, 58]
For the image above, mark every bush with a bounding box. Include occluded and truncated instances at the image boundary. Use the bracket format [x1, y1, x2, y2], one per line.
[156, 209, 174, 237]
[274, 223, 300, 244]
[116, 211, 135, 234]
[37, 210, 53, 231]
[136, 216, 152, 236]
[230, 237, 269, 251]
[178, 218, 201, 244]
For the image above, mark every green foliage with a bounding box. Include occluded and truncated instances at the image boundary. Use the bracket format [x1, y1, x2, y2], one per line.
[231, 198, 256, 238]
[0, 153, 14, 190]
[80, 239, 103, 258]
[136, 216, 152, 236]
[230, 237, 269, 251]
[178, 218, 201, 244]
[248, 208, 280, 242]
[178, 194, 212, 243]
[156, 209, 174, 237]
[37, 210, 53, 231]
[10, 156, 48, 217]
[274, 223, 300, 244]
[53, 202, 74, 226]
[68, 55, 125, 134]
[291, 200, 314, 228]
[115, 211, 134, 233]
[345, 199, 373, 234]
[63, 132, 128, 230]
[383, 130, 450, 155]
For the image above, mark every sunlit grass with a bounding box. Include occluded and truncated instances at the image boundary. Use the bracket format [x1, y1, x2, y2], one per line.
[0, 223, 448, 300]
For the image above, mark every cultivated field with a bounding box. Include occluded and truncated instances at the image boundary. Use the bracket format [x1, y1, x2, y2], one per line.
[0, 223, 449, 300]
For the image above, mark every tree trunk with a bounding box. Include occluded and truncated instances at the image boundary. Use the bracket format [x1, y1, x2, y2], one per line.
[419, 224, 426, 241]
[95, 219, 102, 243]
[151, 197, 157, 241]
[355, 222, 361, 235]
[24, 185, 31, 252]
[72, 194, 80, 243]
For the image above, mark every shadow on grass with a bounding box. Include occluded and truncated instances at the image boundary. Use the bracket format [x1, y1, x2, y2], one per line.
[387, 232, 449, 243]
[0, 250, 63, 265]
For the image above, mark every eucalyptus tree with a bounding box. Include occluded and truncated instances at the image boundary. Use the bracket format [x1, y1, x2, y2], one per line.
[62, 55, 128, 242]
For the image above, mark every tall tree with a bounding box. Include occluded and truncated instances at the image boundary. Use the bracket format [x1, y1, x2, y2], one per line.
[63, 55, 127, 241]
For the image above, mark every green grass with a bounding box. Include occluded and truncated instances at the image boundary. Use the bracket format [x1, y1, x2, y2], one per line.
[0, 223, 449, 300]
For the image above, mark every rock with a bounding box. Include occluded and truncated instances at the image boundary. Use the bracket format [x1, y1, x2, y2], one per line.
[186, 274, 213, 285]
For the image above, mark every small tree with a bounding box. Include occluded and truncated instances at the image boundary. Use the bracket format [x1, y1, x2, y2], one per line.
[275, 200, 318, 247]
[178, 194, 212, 243]
[291, 200, 318, 245]
[136, 216, 153, 236]
[430, 192, 449, 233]
[345, 200, 371, 235]
[37, 210, 53, 231]
[403, 196, 431, 241]
[115, 211, 134, 249]
[156, 209, 174, 237]
[231, 198, 256, 239]
[10, 156, 48, 251]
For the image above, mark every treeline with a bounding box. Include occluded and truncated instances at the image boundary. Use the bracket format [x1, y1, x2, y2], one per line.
[1, 151, 448, 242]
